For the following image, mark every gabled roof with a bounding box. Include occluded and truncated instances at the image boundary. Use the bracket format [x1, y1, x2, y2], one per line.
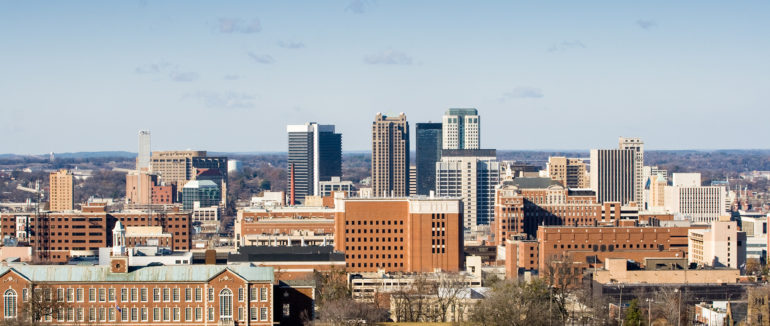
[0, 264, 273, 283]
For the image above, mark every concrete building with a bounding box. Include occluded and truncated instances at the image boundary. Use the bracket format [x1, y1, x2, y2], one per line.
[150, 150, 206, 189]
[333, 197, 464, 273]
[137, 130, 151, 170]
[318, 176, 354, 198]
[235, 206, 336, 249]
[436, 149, 499, 229]
[665, 173, 726, 224]
[191, 206, 220, 234]
[229, 246, 345, 281]
[648, 173, 667, 210]
[227, 159, 242, 174]
[415, 122, 442, 195]
[286, 123, 342, 204]
[689, 219, 747, 270]
[125, 171, 156, 205]
[409, 166, 417, 196]
[594, 258, 740, 285]
[590, 148, 636, 206]
[737, 211, 768, 263]
[546, 156, 590, 188]
[182, 180, 221, 210]
[442, 108, 479, 150]
[618, 137, 645, 207]
[371, 113, 410, 197]
[49, 169, 73, 211]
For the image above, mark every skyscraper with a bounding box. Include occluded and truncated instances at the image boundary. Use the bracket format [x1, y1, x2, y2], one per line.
[415, 122, 442, 195]
[547, 156, 590, 188]
[618, 137, 644, 207]
[590, 149, 635, 205]
[137, 130, 151, 170]
[287, 123, 342, 203]
[371, 113, 409, 197]
[442, 108, 479, 150]
[436, 149, 499, 229]
[49, 169, 73, 211]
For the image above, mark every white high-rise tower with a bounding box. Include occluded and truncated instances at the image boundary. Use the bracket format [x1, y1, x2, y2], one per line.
[442, 108, 479, 150]
[137, 130, 151, 170]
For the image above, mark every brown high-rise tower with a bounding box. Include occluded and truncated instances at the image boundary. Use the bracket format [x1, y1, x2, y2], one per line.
[371, 113, 409, 197]
[49, 169, 73, 211]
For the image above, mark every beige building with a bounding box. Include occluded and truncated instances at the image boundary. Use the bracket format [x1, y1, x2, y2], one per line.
[688, 219, 746, 269]
[49, 169, 73, 211]
[150, 150, 206, 187]
[665, 173, 726, 224]
[648, 173, 667, 209]
[547, 156, 589, 188]
[442, 108, 479, 150]
[371, 113, 409, 197]
[618, 137, 645, 207]
[594, 258, 740, 284]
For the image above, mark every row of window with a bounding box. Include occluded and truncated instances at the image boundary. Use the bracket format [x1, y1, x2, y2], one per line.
[20, 286, 269, 304]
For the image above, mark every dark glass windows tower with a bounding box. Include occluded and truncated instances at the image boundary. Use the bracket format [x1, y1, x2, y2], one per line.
[415, 123, 442, 195]
[287, 123, 342, 204]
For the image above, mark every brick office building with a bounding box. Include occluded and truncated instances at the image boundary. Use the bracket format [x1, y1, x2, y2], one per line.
[505, 224, 701, 278]
[0, 204, 191, 263]
[494, 182, 625, 242]
[334, 197, 463, 273]
[235, 206, 336, 248]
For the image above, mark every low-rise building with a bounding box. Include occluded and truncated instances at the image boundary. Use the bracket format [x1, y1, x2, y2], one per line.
[594, 258, 740, 284]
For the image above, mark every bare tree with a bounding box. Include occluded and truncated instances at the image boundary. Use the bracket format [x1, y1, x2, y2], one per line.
[0, 286, 69, 326]
[471, 279, 563, 326]
[432, 272, 469, 322]
[316, 297, 387, 326]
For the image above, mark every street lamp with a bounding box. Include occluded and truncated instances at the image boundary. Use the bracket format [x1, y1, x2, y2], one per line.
[645, 298, 653, 326]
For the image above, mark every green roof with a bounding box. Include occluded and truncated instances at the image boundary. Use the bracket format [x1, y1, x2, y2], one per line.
[0, 264, 273, 283]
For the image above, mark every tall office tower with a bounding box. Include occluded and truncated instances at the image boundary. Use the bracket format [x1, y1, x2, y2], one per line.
[150, 150, 206, 186]
[590, 149, 636, 205]
[415, 123, 442, 195]
[49, 169, 73, 211]
[137, 130, 151, 170]
[618, 137, 644, 207]
[547, 156, 590, 188]
[193, 156, 229, 207]
[371, 113, 410, 197]
[287, 123, 342, 204]
[436, 149, 499, 229]
[442, 108, 480, 150]
[665, 173, 726, 224]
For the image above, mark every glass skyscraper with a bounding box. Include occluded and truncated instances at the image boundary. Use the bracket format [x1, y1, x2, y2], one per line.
[415, 123, 442, 195]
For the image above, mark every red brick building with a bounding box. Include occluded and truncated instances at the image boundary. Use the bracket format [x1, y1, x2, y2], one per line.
[0, 204, 191, 263]
[334, 197, 463, 273]
[235, 207, 335, 248]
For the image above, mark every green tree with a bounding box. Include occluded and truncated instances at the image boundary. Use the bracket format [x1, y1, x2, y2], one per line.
[624, 298, 643, 326]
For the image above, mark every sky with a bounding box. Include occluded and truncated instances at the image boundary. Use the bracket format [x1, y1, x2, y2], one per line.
[1, 1, 769, 154]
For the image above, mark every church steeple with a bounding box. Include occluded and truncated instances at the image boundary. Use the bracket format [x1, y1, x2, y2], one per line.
[110, 221, 129, 273]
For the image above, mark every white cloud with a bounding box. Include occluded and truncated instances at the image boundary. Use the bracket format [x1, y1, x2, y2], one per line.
[364, 50, 413, 65]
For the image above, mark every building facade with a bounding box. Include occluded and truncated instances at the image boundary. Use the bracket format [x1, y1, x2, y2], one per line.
[688, 219, 746, 270]
[182, 180, 221, 210]
[436, 149, 499, 229]
[49, 169, 73, 211]
[415, 122, 443, 195]
[333, 197, 463, 273]
[546, 156, 589, 189]
[442, 108, 479, 150]
[137, 130, 151, 170]
[618, 137, 644, 207]
[371, 113, 410, 197]
[590, 148, 636, 206]
[286, 123, 342, 204]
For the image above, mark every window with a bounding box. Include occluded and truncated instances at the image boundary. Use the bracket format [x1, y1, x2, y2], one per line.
[66, 288, 74, 302]
[120, 288, 128, 302]
[239, 307, 244, 321]
[283, 303, 290, 317]
[250, 307, 257, 321]
[260, 287, 268, 301]
[107, 288, 114, 302]
[260, 307, 268, 321]
[141, 307, 147, 321]
[99, 307, 106, 321]
[77, 308, 83, 321]
[121, 306, 128, 321]
[108, 308, 115, 321]
[208, 288, 214, 302]
[89, 308, 96, 321]
[153, 308, 160, 321]
[153, 288, 160, 302]
[195, 288, 202, 302]
[163, 307, 170, 321]
[76, 288, 83, 302]
[89, 288, 96, 302]
[250, 287, 257, 301]
[185, 288, 192, 302]
[140, 288, 148, 302]
[238, 287, 244, 301]
[131, 307, 138, 321]
[130, 288, 138, 302]
[173, 307, 180, 321]
[220, 288, 233, 319]
[173, 288, 180, 302]
[185, 307, 192, 321]
[4, 289, 17, 319]
[163, 288, 170, 302]
[195, 307, 202, 321]
[208, 307, 215, 321]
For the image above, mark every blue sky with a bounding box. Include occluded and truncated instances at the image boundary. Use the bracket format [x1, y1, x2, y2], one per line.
[1, 1, 769, 154]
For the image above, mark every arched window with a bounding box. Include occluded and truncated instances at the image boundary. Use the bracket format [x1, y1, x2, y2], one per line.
[4, 290, 16, 319]
[219, 289, 232, 320]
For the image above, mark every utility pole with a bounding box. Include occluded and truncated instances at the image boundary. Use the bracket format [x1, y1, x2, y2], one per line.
[618, 284, 623, 325]
[646, 298, 652, 326]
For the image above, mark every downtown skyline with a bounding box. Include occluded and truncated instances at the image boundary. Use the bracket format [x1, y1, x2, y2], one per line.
[1, 1, 769, 154]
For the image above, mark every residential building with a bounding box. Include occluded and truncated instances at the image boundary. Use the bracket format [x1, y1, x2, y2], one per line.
[286, 123, 342, 203]
[618, 137, 645, 207]
[182, 180, 221, 210]
[371, 113, 409, 197]
[49, 169, 73, 211]
[689, 218, 747, 270]
[442, 108, 479, 150]
[333, 197, 463, 273]
[436, 149, 499, 229]
[415, 122, 443, 195]
[546, 156, 589, 188]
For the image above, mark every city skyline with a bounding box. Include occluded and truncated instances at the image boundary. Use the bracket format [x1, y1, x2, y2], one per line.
[2, 1, 769, 154]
